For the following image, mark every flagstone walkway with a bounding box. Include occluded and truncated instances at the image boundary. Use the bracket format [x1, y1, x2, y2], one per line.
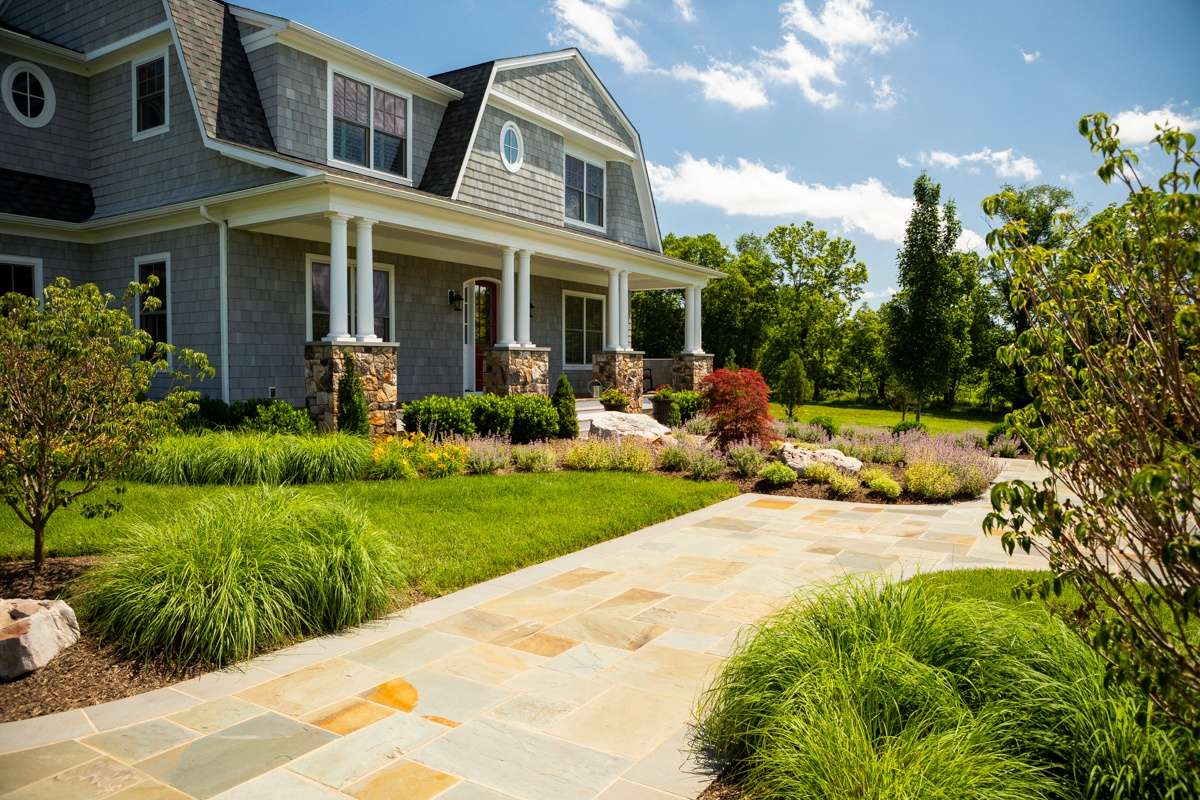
[0, 460, 1049, 800]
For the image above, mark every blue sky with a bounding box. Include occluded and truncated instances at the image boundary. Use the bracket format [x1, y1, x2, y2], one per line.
[254, 0, 1199, 303]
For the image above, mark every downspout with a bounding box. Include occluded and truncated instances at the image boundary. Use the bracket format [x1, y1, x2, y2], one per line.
[198, 206, 230, 403]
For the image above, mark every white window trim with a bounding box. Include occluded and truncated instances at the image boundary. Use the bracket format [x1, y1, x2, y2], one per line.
[561, 289, 605, 370]
[563, 149, 606, 234]
[304, 253, 396, 341]
[499, 119, 524, 173]
[0, 254, 44, 301]
[2, 61, 55, 129]
[131, 48, 170, 141]
[326, 63, 414, 186]
[133, 252, 172, 347]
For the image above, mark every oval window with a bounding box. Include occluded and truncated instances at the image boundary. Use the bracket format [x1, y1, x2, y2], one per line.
[500, 120, 523, 172]
[2, 62, 55, 128]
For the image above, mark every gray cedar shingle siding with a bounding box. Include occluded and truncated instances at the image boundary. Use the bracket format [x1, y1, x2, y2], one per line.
[411, 96, 445, 186]
[603, 161, 648, 249]
[247, 43, 327, 164]
[0, 233, 92, 288]
[458, 104, 564, 226]
[1, 0, 164, 52]
[0, 55, 91, 184]
[492, 59, 635, 152]
[420, 61, 494, 197]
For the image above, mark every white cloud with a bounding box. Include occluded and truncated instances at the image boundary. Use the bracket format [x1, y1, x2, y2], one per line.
[670, 61, 770, 110]
[956, 229, 987, 252]
[922, 147, 1041, 181]
[870, 75, 898, 110]
[548, 0, 651, 73]
[758, 34, 842, 109]
[781, 0, 914, 58]
[673, 0, 696, 23]
[1111, 105, 1200, 146]
[862, 286, 898, 303]
[1020, 49, 1040, 63]
[896, 156, 913, 168]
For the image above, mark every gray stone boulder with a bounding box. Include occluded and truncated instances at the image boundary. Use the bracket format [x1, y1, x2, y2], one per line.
[781, 443, 864, 474]
[0, 598, 80, 680]
[589, 411, 672, 443]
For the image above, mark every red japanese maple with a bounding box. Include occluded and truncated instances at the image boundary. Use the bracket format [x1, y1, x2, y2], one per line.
[700, 368, 775, 448]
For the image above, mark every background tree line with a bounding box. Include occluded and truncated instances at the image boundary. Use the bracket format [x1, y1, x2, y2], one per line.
[633, 177, 1081, 418]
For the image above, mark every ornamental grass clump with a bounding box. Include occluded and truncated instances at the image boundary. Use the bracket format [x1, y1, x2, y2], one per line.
[133, 432, 370, 485]
[693, 580, 1197, 800]
[511, 444, 556, 473]
[73, 487, 402, 667]
[285, 433, 370, 483]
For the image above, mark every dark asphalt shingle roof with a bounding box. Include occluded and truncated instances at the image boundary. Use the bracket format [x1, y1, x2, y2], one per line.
[419, 61, 494, 197]
[0, 168, 94, 222]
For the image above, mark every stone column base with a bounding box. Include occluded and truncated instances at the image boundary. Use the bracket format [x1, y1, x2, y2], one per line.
[672, 352, 714, 391]
[485, 346, 550, 396]
[305, 342, 399, 438]
[592, 350, 644, 411]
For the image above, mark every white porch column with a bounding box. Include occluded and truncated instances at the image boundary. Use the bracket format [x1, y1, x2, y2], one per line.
[517, 249, 533, 346]
[354, 218, 380, 342]
[325, 212, 353, 342]
[606, 268, 620, 350]
[694, 284, 704, 354]
[498, 246, 517, 347]
[683, 285, 699, 354]
[618, 270, 630, 350]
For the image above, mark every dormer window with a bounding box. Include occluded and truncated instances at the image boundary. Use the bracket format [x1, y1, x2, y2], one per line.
[500, 121, 524, 172]
[331, 71, 410, 180]
[564, 153, 604, 231]
[132, 51, 169, 140]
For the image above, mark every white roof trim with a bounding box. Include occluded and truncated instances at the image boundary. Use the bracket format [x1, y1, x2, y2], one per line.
[228, 5, 463, 103]
[490, 90, 636, 161]
[0, 21, 172, 76]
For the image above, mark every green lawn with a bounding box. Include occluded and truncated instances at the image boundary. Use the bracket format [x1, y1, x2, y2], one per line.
[0, 473, 737, 597]
[772, 399, 1004, 435]
[906, 568, 1079, 615]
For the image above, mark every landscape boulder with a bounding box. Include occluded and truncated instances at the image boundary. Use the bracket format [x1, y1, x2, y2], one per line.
[589, 411, 672, 443]
[781, 443, 864, 474]
[0, 598, 80, 680]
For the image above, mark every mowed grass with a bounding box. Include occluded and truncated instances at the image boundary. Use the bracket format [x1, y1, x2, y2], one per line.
[771, 399, 1004, 435]
[0, 473, 737, 597]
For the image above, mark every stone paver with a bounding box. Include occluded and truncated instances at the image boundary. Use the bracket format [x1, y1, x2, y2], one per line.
[0, 460, 1049, 798]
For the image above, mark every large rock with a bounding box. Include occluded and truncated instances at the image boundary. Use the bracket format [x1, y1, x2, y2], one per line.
[781, 443, 863, 474]
[0, 598, 80, 680]
[589, 411, 672, 443]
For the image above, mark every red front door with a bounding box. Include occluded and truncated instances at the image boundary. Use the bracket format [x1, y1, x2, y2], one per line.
[473, 280, 497, 391]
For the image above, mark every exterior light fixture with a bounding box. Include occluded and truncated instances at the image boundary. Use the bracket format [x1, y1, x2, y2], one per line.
[448, 289, 464, 311]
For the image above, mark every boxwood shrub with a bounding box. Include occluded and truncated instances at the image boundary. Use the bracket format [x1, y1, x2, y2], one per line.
[510, 394, 559, 443]
[403, 395, 475, 438]
[466, 394, 514, 438]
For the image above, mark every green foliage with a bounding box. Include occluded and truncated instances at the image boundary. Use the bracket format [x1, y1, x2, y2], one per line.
[757, 462, 797, 488]
[561, 440, 652, 473]
[860, 466, 901, 499]
[336, 366, 370, 436]
[984, 115, 1200, 724]
[695, 580, 1198, 800]
[551, 374, 578, 439]
[657, 443, 692, 472]
[903, 460, 959, 500]
[631, 288, 684, 357]
[808, 415, 838, 437]
[685, 447, 725, 480]
[511, 445, 556, 473]
[403, 396, 475, 438]
[803, 462, 858, 496]
[510, 395, 559, 444]
[0, 278, 211, 568]
[241, 400, 316, 435]
[465, 394, 514, 438]
[671, 390, 704, 423]
[464, 438, 511, 475]
[726, 445, 767, 479]
[73, 487, 400, 667]
[891, 419, 928, 436]
[842, 305, 891, 403]
[598, 387, 629, 408]
[986, 421, 1010, 445]
[133, 433, 370, 485]
[774, 353, 812, 420]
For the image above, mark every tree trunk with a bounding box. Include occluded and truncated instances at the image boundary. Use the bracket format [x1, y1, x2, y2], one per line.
[33, 518, 45, 571]
[916, 400, 923, 422]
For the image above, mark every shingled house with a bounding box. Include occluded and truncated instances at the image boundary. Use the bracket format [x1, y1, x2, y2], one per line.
[0, 0, 716, 429]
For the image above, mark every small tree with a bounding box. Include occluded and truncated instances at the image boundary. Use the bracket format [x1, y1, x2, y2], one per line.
[775, 353, 812, 420]
[984, 115, 1200, 725]
[336, 362, 370, 435]
[551, 373, 578, 439]
[700, 368, 775, 448]
[0, 278, 210, 570]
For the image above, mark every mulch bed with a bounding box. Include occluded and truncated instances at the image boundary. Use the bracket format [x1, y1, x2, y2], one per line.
[698, 779, 743, 799]
[0, 557, 202, 722]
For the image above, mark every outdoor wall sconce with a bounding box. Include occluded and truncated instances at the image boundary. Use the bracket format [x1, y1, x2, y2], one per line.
[448, 289, 464, 311]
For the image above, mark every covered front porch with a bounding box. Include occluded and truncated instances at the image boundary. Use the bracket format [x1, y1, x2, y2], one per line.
[205, 176, 717, 430]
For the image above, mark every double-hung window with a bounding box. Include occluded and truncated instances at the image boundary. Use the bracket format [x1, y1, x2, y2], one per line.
[132, 51, 168, 139]
[564, 154, 604, 229]
[563, 292, 604, 368]
[331, 72, 409, 179]
[0, 259, 37, 299]
[307, 257, 394, 341]
[134, 255, 170, 349]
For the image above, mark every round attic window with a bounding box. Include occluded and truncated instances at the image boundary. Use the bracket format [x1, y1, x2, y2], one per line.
[2, 61, 55, 128]
[500, 120, 524, 172]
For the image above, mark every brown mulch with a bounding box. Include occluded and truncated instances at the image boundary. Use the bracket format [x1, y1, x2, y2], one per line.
[698, 779, 743, 799]
[0, 557, 202, 723]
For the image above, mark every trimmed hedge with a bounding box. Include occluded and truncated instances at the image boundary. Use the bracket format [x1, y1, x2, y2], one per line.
[404, 393, 562, 444]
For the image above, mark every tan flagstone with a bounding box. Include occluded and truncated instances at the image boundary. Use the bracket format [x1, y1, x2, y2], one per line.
[429, 608, 523, 642]
[83, 719, 198, 764]
[488, 619, 545, 646]
[287, 713, 442, 790]
[547, 685, 691, 759]
[343, 628, 474, 676]
[509, 630, 579, 657]
[303, 697, 394, 735]
[427, 641, 546, 685]
[167, 696, 263, 735]
[702, 592, 788, 624]
[539, 567, 614, 590]
[105, 781, 192, 800]
[591, 587, 669, 616]
[5, 756, 143, 800]
[601, 645, 725, 698]
[0, 740, 97, 795]
[633, 606, 739, 638]
[547, 612, 667, 651]
[747, 498, 797, 510]
[237, 658, 390, 717]
[653, 594, 712, 614]
[346, 759, 459, 800]
[479, 586, 599, 625]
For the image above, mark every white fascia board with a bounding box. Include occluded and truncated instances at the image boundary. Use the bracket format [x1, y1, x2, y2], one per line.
[0, 23, 171, 76]
[489, 90, 635, 161]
